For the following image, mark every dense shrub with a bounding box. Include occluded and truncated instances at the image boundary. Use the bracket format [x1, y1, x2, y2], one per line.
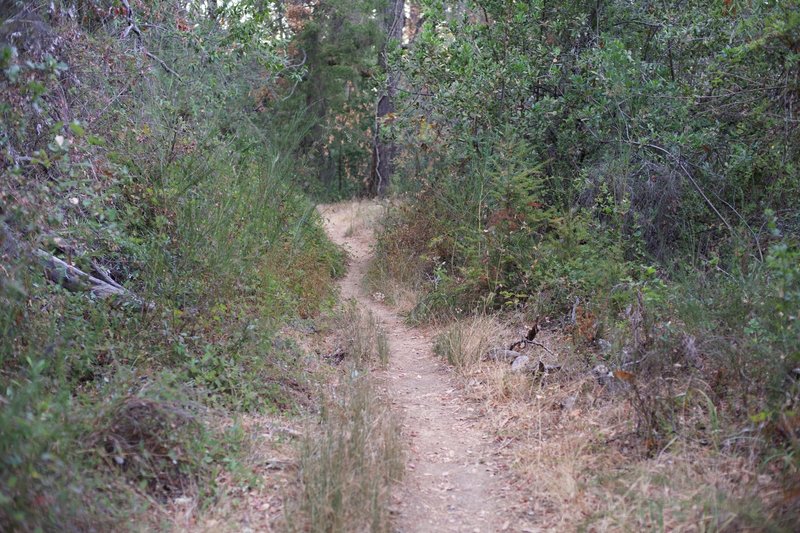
[1, 1, 343, 529]
[374, 0, 800, 468]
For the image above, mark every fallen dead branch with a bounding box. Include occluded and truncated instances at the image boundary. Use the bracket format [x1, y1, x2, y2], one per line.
[35, 249, 134, 299]
[2, 222, 148, 307]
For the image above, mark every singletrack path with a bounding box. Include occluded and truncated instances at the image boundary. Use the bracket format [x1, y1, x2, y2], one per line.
[319, 202, 512, 533]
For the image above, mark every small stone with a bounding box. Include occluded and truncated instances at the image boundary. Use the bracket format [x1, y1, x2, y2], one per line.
[596, 338, 612, 353]
[592, 364, 616, 387]
[561, 395, 577, 411]
[485, 347, 523, 362]
[511, 355, 531, 372]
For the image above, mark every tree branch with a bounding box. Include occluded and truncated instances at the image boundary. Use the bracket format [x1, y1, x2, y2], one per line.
[2, 223, 149, 307]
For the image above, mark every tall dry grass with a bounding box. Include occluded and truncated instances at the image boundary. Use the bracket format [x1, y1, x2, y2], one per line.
[429, 314, 791, 530]
[338, 301, 390, 368]
[288, 375, 403, 532]
[285, 301, 403, 531]
[432, 315, 506, 375]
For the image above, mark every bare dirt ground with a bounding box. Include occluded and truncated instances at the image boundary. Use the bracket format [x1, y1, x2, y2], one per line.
[319, 201, 527, 533]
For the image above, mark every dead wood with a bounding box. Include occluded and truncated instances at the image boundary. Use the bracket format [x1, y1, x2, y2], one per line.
[2, 222, 147, 306]
[34, 249, 136, 300]
[507, 338, 559, 359]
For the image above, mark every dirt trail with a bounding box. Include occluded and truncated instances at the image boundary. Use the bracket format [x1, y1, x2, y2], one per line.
[319, 202, 509, 533]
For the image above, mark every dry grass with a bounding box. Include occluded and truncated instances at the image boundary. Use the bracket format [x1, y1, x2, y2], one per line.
[282, 300, 404, 532]
[364, 264, 421, 316]
[432, 315, 506, 375]
[359, 203, 429, 315]
[319, 199, 386, 241]
[337, 300, 390, 367]
[343, 200, 385, 238]
[432, 315, 794, 531]
[286, 373, 404, 533]
[174, 302, 403, 532]
[498, 378, 786, 530]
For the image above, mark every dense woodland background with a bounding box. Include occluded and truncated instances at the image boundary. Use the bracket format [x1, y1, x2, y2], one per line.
[1, 0, 799, 530]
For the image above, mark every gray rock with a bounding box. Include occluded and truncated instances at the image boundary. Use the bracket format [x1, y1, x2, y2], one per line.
[596, 338, 612, 354]
[511, 355, 531, 373]
[485, 347, 522, 363]
[512, 355, 560, 376]
[560, 395, 577, 411]
[592, 364, 614, 386]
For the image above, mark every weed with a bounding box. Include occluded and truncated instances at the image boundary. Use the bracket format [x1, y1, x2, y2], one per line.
[337, 301, 391, 368]
[288, 374, 403, 532]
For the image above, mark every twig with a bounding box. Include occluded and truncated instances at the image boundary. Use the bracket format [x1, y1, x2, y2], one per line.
[144, 50, 183, 80]
[91, 260, 126, 291]
[35, 250, 140, 301]
[2, 223, 149, 307]
[506, 338, 559, 359]
[529, 340, 558, 358]
[630, 141, 734, 235]
[120, 0, 182, 81]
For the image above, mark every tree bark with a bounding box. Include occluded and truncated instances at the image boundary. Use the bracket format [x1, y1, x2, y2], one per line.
[370, 0, 404, 197]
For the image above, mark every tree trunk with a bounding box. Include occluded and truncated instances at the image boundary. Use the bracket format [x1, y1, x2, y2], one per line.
[370, 0, 404, 197]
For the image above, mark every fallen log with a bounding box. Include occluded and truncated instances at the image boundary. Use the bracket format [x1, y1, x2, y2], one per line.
[34, 249, 135, 300]
[2, 222, 147, 306]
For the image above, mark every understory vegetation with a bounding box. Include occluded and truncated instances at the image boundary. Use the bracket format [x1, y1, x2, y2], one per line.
[3, 0, 800, 530]
[1, 1, 347, 529]
[288, 303, 401, 532]
[369, 0, 800, 527]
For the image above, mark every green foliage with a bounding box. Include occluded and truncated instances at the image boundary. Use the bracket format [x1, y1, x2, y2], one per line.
[261, 0, 385, 199]
[396, 0, 799, 257]
[1, 1, 344, 529]
[377, 0, 800, 480]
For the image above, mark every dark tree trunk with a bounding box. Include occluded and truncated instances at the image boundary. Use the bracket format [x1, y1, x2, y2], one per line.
[370, 0, 404, 197]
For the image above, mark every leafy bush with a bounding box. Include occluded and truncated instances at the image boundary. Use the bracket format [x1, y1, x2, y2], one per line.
[1, 1, 344, 528]
[376, 0, 800, 490]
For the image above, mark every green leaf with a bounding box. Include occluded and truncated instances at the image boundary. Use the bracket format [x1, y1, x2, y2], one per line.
[69, 121, 85, 137]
